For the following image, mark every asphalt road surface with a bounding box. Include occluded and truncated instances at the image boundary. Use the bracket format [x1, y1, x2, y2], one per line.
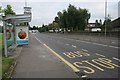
[34, 33, 119, 78]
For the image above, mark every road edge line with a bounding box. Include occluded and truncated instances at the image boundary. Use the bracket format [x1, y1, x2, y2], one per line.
[35, 36, 43, 44]
[43, 44, 80, 72]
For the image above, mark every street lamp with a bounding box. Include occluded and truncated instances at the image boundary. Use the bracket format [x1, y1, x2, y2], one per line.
[105, 0, 107, 36]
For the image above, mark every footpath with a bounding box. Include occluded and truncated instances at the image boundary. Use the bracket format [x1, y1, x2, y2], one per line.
[12, 34, 77, 78]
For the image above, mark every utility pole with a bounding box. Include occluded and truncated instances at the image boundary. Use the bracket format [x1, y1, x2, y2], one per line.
[25, 0, 27, 7]
[105, 0, 107, 36]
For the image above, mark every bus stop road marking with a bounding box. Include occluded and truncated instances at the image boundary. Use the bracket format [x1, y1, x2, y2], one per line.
[113, 57, 120, 62]
[95, 53, 106, 57]
[72, 45, 77, 48]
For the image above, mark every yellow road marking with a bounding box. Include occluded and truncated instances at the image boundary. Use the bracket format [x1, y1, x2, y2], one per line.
[92, 59, 115, 69]
[72, 45, 77, 48]
[43, 44, 80, 72]
[113, 57, 120, 62]
[82, 60, 104, 71]
[63, 51, 90, 58]
[81, 75, 87, 78]
[98, 58, 120, 67]
[73, 62, 95, 74]
[63, 52, 77, 58]
[95, 53, 105, 57]
[81, 49, 88, 52]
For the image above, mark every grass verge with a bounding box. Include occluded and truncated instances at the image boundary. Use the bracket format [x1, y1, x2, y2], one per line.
[2, 57, 13, 78]
[0, 33, 3, 51]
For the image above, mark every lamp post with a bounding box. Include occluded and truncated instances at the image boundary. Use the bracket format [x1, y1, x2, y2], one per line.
[105, 0, 107, 36]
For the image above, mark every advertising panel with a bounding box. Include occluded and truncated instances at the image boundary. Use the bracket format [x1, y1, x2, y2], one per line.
[6, 25, 15, 47]
[16, 26, 28, 45]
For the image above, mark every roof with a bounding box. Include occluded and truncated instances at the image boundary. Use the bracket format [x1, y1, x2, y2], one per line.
[87, 23, 96, 28]
[87, 23, 96, 24]
[3, 14, 32, 24]
[111, 17, 120, 27]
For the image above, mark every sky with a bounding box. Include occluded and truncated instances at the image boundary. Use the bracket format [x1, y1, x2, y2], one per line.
[0, 0, 119, 27]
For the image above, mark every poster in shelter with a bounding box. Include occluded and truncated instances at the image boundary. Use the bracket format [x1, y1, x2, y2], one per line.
[16, 26, 28, 45]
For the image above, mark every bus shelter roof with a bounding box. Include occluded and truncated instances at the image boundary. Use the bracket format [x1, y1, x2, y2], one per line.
[3, 14, 31, 24]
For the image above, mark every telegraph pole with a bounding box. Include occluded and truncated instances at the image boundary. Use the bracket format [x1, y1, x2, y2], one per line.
[25, 0, 27, 7]
[105, 0, 107, 36]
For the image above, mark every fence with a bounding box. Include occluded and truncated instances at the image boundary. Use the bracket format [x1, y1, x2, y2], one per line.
[67, 32, 118, 47]
[50, 31, 118, 47]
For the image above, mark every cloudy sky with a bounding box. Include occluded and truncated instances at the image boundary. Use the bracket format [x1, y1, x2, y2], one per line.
[0, 0, 119, 27]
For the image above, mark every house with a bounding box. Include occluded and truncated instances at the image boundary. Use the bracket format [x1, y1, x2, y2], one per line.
[85, 23, 101, 32]
[110, 17, 120, 32]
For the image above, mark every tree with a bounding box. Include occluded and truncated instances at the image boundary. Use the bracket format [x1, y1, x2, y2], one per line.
[48, 23, 53, 30]
[102, 14, 112, 32]
[38, 24, 48, 32]
[67, 4, 77, 30]
[99, 19, 102, 25]
[52, 22, 59, 29]
[54, 17, 59, 23]
[19, 22, 29, 26]
[103, 19, 111, 31]
[95, 19, 99, 27]
[57, 4, 90, 31]
[2, 5, 16, 16]
[33, 26, 37, 30]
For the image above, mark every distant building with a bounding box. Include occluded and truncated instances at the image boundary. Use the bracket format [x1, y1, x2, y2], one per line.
[110, 17, 120, 32]
[85, 23, 101, 32]
[87, 23, 96, 28]
[118, 1, 120, 17]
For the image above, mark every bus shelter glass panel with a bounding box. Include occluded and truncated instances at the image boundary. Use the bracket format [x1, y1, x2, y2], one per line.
[6, 23, 15, 47]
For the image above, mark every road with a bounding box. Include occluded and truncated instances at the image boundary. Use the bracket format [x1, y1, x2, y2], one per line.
[34, 32, 119, 78]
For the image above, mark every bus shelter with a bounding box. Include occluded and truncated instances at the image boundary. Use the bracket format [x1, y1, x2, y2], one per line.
[3, 13, 31, 57]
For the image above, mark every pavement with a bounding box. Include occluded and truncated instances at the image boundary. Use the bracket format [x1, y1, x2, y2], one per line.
[12, 33, 77, 78]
